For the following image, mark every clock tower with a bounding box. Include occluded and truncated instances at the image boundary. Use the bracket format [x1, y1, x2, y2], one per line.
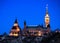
[45, 4, 50, 27]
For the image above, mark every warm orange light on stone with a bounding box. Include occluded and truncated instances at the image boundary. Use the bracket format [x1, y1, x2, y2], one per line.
[38, 31, 42, 36]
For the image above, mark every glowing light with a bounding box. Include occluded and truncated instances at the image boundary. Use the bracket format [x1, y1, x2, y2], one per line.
[9, 33, 13, 36]
[45, 14, 49, 18]
[13, 33, 18, 36]
[16, 27, 20, 32]
[38, 31, 42, 36]
[14, 23, 18, 26]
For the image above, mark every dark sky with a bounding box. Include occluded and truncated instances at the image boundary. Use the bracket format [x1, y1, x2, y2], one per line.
[0, 0, 60, 34]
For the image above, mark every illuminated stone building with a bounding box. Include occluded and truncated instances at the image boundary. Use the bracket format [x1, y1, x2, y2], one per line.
[9, 19, 21, 36]
[9, 4, 50, 37]
[23, 4, 50, 36]
[0, 4, 60, 43]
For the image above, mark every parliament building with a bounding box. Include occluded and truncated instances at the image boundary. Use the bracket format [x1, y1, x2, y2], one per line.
[9, 5, 50, 37]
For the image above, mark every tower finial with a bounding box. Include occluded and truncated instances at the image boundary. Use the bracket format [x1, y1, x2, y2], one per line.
[46, 4, 48, 14]
[15, 19, 18, 23]
[46, 4, 48, 8]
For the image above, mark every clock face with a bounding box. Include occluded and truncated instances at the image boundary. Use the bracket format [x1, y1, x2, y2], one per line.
[46, 19, 49, 21]
[45, 18, 49, 24]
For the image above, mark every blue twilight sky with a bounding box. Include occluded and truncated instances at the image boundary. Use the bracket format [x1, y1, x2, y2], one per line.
[0, 0, 60, 34]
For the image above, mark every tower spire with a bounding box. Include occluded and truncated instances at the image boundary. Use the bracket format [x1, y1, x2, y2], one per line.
[14, 19, 18, 26]
[15, 19, 18, 23]
[46, 4, 48, 14]
[45, 4, 50, 27]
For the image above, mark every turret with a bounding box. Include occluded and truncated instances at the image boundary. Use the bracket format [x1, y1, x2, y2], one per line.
[24, 21, 26, 32]
[9, 19, 21, 36]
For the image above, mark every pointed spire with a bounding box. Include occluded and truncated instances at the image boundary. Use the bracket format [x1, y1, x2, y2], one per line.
[14, 19, 18, 26]
[46, 4, 48, 14]
[15, 19, 18, 23]
[45, 4, 50, 27]
[24, 20, 26, 25]
[45, 4, 49, 17]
